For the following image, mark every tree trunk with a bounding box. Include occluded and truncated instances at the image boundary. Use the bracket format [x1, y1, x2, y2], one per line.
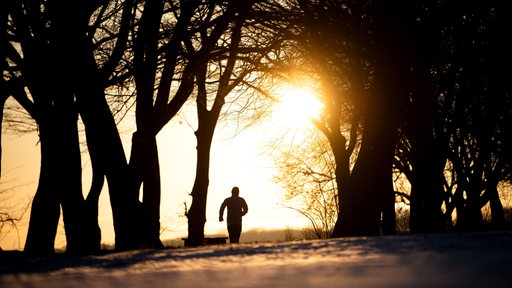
[409, 139, 447, 233]
[30, 0, 106, 254]
[24, 116, 61, 256]
[83, 161, 103, 253]
[77, 87, 142, 251]
[129, 131, 163, 248]
[333, 26, 403, 237]
[187, 121, 215, 246]
[53, 91, 88, 255]
[334, 117, 397, 237]
[24, 34, 88, 256]
[75, 52, 143, 251]
[24, 68, 90, 256]
[329, 134, 351, 237]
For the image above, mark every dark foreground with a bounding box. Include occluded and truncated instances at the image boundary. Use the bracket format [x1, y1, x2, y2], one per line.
[1, 231, 511, 288]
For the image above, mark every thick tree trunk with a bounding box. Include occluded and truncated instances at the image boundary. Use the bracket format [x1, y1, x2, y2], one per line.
[333, 31, 402, 237]
[141, 136, 163, 248]
[28, 0, 106, 255]
[331, 2, 415, 237]
[24, 117, 61, 256]
[24, 87, 90, 255]
[129, 132, 163, 248]
[334, 118, 397, 237]
[409, 139, 446, 233]
[24, 47, 87, 255]
[53, 93, 88, 255]
[81, 122, 105, 253]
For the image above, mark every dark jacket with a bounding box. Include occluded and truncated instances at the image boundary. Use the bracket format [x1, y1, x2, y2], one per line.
[219, 196, 248, 224]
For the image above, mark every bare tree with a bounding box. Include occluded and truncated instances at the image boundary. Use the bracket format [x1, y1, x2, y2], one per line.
[185, 0, 284, 246]
[4, 0, 144, 254]
[272, 130, 338, 239]
[4, 0, 96, 255]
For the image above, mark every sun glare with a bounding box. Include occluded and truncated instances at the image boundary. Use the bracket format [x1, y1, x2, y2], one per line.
[278, 88, 324, 124]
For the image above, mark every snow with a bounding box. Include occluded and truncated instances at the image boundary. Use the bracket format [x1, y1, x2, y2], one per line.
[2, 231, 511, 288]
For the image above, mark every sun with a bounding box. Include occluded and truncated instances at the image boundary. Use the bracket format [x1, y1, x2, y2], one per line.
[277, 87, 324, 124]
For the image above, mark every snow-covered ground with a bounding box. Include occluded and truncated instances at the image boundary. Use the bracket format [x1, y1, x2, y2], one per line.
[2, 231, 511, 288]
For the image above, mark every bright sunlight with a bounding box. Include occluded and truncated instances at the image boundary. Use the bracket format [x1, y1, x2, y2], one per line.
[276, 87, 324, 127]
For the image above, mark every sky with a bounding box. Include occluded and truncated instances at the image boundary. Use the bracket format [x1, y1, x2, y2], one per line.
[0, 89, 319, 251]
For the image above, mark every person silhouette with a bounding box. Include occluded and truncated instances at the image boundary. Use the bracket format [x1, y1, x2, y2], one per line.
[219, 186, 248, 243]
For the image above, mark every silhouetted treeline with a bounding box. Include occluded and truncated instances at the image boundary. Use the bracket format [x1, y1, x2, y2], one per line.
[392, 1, 512, 233]
[274, 0, 512, 236]
[2, 0, 512, 256]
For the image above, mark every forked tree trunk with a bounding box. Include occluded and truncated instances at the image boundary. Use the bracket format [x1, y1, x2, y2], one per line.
[77, 87, 143, 251]
[75, 58, 143, 251]
[24, 91, 91, 256]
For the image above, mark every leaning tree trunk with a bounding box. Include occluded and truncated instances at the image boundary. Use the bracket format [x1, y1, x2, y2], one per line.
[24, 117, 61, 256]
[76, 82, 142, 251]
[83, 142, 104, 253]
[75, 57, 143, 251]
[69, 10, 143, 249]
